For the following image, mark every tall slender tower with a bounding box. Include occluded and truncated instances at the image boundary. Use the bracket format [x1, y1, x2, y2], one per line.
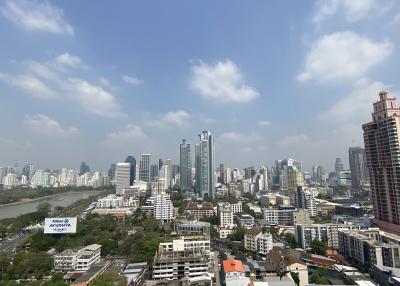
[348, 147, 369, 189]
[124, 155, 136, 185]
[179, 139, 192, 192]
[139, 154, 151, 182]
[196, 131, 215, 199]
[363, 91, 400, 232]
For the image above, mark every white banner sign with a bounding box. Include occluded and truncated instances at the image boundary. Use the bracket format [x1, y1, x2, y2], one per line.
[44, 217, 77, 234]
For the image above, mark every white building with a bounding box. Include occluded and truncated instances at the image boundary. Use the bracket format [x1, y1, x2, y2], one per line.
[258, 232, 273, 255]
[151, 178, 167, 196]
[295, 223, 363, 250]
[231, 202, 243, 214]
[218, 203, 233, 227]
[30, 170, 51, 187]
[115, 163, 131, 195]
[54, 244, 101, 271]
[263, 208, 294, 225]
[154, 193, 175, 223]
[3, 173, 18, 189]
[96, 194, 126, 208]
[159, 235, 211, 259]
[75, 244, 102, 271]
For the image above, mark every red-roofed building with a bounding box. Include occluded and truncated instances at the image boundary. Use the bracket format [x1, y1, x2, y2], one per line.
[223, 260, 245, 274]
[223, 260, 252, 286]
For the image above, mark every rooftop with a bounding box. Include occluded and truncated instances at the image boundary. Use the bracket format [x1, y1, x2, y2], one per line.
[223, 260, 245, 273]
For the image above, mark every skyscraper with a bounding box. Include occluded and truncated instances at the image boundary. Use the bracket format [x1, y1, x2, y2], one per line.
[348, 146, 369, 189]
[335, 158, 344, 174]
[150, 164, 159, 180]
[22, 163, 34, 181]
[158, 158, 164, 171]
[219, 163, 225, 184]
[124, 155, 136, 185]
[79, 162, 90, 175]
[115, 163, 131, 195]
[165, 159, 173, 187]
[363, 91, 400, 232]
[108, 163, 116, 180]
[180, 139, 192, 192]
[139, 154, 151, 182]
[195, 131, 215, 199]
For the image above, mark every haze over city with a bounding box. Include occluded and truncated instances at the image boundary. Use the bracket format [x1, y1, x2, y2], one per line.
[1, 0, 400, 170]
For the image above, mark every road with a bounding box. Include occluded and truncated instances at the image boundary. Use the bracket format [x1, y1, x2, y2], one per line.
[0, 232, 33, 256]
[213, 251, 221, 286]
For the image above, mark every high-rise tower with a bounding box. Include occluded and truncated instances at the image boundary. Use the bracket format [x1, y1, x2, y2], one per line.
[124, 155, 136, 185]
[139, 154, 151, 182]
[348, 147, 369, 189]
[363, 91, 400, 232]
[179, 139, 192, 192]
[195, 131, 215, 199]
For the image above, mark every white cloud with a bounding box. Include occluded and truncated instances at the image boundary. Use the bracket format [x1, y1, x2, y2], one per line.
[122, 75, 144, 85]
[0, 73, 55, 98]
[25, 114, 79, 136]
[218, 131, 261, 144]
[23, 60, 56, 80]
[104, 124, 147, 145]
[319, 80, 396, 124]
[148, 110, 191, 128]
[99, 77, 111, 87]
[66, 78, 126, 118]
[258, 120, 271, 127]
[280, 134, 309, 146]
[313, 0, 378, 23]
[297, 31, 393, 83]
[1, 0, 73, 35]
[54, 53, 82, 68]
[190, 59, 259, 103]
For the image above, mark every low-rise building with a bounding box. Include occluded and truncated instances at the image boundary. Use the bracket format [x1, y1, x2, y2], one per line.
[75, 244, 102, 272]
[218, 203, 233, 227]
[223, 260, 251, 286]
[244, 228, 273, 255]
[234, 213, 255, 229]
[55, 244, 102, 272]
[339, 228, 400, 269]
[123, 262, 148, 286]
[175, 220, 211, 237]
[295, 223, 363, 250]
[244, 228, 261, 252]
[186, 202, 214, 220]
[152, 250, 209, 281]
[159, 235, 211, 259]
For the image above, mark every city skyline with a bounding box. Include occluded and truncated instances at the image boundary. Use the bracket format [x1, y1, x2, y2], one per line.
[1, 1, 400, 171]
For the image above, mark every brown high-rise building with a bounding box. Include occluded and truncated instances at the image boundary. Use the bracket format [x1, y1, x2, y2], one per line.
[363, 91, 400, 233]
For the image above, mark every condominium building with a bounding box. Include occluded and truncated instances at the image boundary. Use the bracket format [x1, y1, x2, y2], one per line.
[186, 202, 214, 220]
[263, 207, 294, 225]
[179, 139, 192, 192]
[295, 224, 363, 250]
[154, 193, 175, 223]
[363, 91, 400, 232]
[295, 186, 319, 217]
[195, 131, 215, 199]
[234, 213, 255, 229]
[339, 228, 400, 269]
[244, 228, 273, 255]
[218, 203, 233, 227]
[115, 163, 131, 195]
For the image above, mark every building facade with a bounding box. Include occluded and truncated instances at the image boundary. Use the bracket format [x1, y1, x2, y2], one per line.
[363, 91, 400, 232]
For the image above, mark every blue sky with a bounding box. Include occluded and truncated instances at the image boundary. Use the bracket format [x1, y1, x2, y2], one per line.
[0, 0, 399, 172]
